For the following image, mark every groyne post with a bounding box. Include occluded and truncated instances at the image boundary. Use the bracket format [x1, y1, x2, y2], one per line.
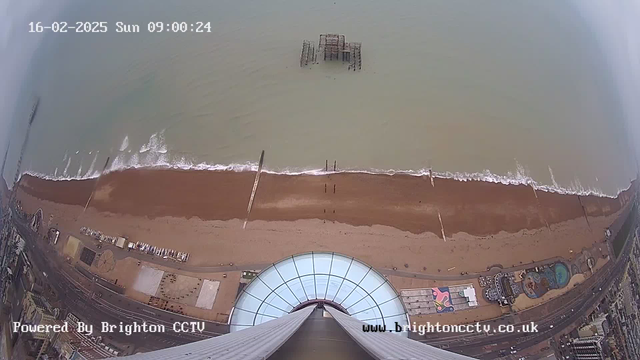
[244, 150, 265, 229]
[577, 195, 592, 231]
[82, 157, 111, 215]
[438, 210, 446, 242]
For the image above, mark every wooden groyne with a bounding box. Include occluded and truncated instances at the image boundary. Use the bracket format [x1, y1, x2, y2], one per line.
[244, 150, 265, 229]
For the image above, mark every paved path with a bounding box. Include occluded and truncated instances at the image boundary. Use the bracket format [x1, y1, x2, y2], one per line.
[13, 219, 228, 355]
[13, 210, 630, 358]
[420, 220, 635, 359]
[64, 226, 568, 282]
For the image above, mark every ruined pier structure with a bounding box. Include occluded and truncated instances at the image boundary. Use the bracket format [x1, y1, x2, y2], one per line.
[300, 34, 362, 71]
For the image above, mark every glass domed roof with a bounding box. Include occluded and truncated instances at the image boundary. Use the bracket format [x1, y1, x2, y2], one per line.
[229, 252, 409, 335]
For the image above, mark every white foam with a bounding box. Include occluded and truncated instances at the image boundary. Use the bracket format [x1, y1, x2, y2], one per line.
[21, 157, 629, 198]
[549, 166, 559, 189]
[76, 158, 83, 178]
[19, 128, 629, 198]
[119, 135, 129, 152]
[85, 153, 98, 177]
[62, 157, 71, 176]
[139, 130, 167, 154]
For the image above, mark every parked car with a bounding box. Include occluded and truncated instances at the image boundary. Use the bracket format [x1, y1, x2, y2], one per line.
[48, 228, 60, 245]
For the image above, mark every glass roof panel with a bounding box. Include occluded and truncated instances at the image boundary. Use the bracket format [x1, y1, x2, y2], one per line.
[265, 291, 294, 313]
[285, 278, 309, 303]
[313, 253, 333, 274]
[235, 292, 262, 313]
[300, 274, 316, 299]
[359, 270, 387, 293]
[274, 257, 298, 282]
[229, 308, 256, 326]
[254, 313, 277, 325]
[333, 279, 357, 304]
[341, 286, 369, 309]
[344, 260, 370, 284]
[293, 253, 314, 276]
[315, 274, 330, 300]
[274, 283, 300, 307]
[325, 275, 343, 301]
[378, 297, 407, 318]
[330, 255, 353, 277]
[370, 284, 398, 304]
[244, 277, 272, 299]
[259, 266, 286, 290]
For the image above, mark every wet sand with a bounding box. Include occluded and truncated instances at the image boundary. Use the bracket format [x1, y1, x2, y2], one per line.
[16, 170, 636, 237]
[12, 169, 636, 276]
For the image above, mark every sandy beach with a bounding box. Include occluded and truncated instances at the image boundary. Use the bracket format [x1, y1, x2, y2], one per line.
[11, 168, 636, 328]
[14, 170, 636, 274]
[17, 170, 635, 237]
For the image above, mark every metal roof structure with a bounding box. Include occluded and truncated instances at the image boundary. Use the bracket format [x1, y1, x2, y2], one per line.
[113, 306, 315, 360]
[114, 304, 475, 360]
[325, 306, 473, 359]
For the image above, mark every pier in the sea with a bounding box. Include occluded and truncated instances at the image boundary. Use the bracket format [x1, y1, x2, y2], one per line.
[300, 34, 362, 71]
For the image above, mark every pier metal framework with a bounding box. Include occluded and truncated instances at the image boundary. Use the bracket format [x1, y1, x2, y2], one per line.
[300, 34, 362, 71]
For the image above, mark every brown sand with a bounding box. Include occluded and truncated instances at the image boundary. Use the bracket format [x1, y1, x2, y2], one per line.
[14, 171, 633, 275]
[16, 170, 636, 237]
[13, 170, 636, 325]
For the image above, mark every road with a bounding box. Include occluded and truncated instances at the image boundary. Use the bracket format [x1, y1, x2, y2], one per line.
[13, 206, 636, 358]
[13, 218, 228, 354]
[418, 230, 634, 359]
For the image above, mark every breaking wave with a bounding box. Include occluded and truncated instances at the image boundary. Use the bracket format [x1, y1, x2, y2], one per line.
[139, 130, 167, 154]
[119, 136, 129, 152]
[20, 132, 629, 199]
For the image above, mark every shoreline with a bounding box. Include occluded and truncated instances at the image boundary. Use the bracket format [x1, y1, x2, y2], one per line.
[16, 168, 637, 237]
[25, 162, 628, 198]
[14, 189, 622, 275]
[13, 169, 631, 325]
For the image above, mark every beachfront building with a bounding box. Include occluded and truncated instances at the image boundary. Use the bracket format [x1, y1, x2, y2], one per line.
[578, 313, 609, 338]
[113, 253, 473, 359]
[401, 284, 479, 315]
[52, 313, 119, 359]
[569, 336, 606, 360]
[481, 272, 521, 306]
[17, 291, 58, 358]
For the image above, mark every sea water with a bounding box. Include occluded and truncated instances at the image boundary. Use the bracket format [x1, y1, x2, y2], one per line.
[4, 0, 636, 196]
